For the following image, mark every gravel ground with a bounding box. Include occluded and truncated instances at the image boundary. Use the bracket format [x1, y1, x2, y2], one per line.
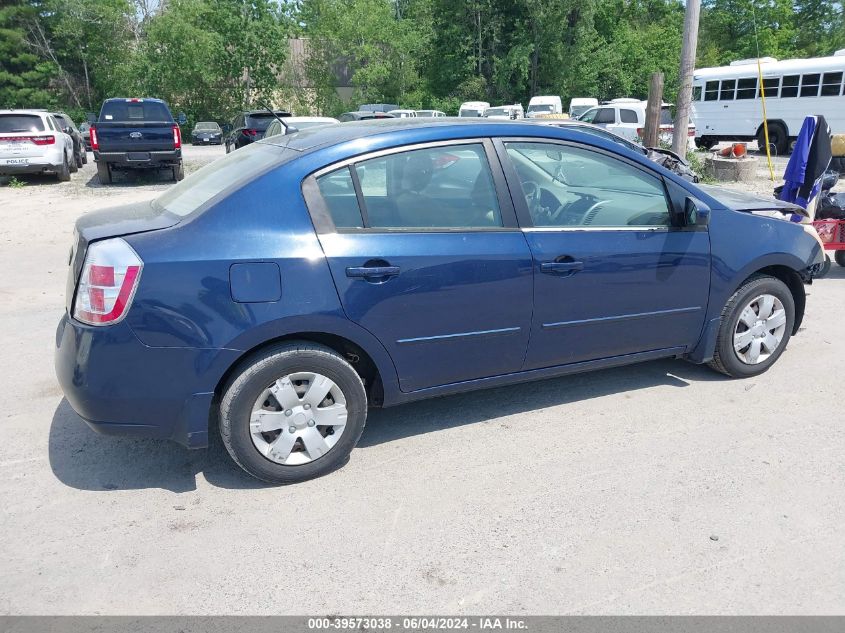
[1, 143, 844, 615]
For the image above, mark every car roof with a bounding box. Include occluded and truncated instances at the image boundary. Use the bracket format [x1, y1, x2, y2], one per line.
[258, 118, 651, 162]
[0, 109, 52, 116]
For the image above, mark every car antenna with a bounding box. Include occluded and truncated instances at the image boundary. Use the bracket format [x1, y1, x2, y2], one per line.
[258, 101, 298, 135]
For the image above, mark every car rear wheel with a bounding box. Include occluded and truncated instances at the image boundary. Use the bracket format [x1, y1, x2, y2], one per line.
[75, 150, 83, 169]
[219, 342, 367, 484]
[57, 155, 71, 182]
[708, 275, 794, 378]
[834, 250, 845, 267]
[172, 162, 184, 181]
[69, 151, 78, 174]
[96, 162, 112, 184]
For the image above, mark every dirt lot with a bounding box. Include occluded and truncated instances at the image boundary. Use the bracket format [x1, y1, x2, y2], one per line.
[1, 144, 844, 615]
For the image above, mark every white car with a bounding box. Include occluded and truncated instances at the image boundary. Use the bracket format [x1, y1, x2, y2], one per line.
[0, 109, 75, 181]
[415, 110, 447, 117]
[527, 95, 563, 118]
[484, 104, 525, 120]
[263, 116, 340, 137]
[387, 109, 417, 118]
[577, 99, 695, 145]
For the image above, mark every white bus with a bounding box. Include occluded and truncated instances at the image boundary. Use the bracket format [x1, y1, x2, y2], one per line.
[692, 50, 845, 153]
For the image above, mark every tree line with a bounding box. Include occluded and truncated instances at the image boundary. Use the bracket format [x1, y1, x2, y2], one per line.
[1, 0, 843, 125]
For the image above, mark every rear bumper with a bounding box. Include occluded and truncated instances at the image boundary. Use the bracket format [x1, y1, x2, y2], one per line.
[54, 313, 239, 448]
[0, 162, 62, 175]
[94, 149, 182, 169]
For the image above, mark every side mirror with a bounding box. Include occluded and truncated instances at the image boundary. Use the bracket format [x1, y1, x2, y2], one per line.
[284, 124, 299, 135]
[177, 112, 187, 126]
[545, 149, 563, 161]
[684, 196, 711, 227]
[86, 112, 96, 124]
[222, 123, 232, 134]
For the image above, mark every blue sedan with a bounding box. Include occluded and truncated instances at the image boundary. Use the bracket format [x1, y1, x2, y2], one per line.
[55, 120, 824, 483]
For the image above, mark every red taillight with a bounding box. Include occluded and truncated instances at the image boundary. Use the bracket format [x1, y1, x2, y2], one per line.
[688, 127, 696, 137]
[244, 129, 258, 137]
[73, 238, 143, 326]
[636, 128, 644, 137]
[0, 135, 55, 144]
[90, 126, 99, 151]
[172, 124, 181, 149]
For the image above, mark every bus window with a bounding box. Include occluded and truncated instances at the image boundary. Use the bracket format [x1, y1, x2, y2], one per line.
[800, 73, 820, 97]
[781, 75, 799, 98]
[704, 81, 719, 101]
[736, 78, 757, 99]
[761, 77, 780, 98]
[821, 72, 843, 96]
[693, 85, 702, 101]
[720, 79, 736, 100]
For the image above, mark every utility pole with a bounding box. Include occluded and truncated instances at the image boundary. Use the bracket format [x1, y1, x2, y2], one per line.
[672, 0, 701, 156]
[642, 72, 664, 148]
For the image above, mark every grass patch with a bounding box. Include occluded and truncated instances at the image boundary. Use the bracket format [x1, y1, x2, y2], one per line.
[7, 176, 25, 189]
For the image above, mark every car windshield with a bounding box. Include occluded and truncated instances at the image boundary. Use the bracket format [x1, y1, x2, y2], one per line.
[485, 108, 509, 117]
[660, 107, 674, 125]
[153, 142, 289, 217]
[195, 122, 219, 131]
[100, 100, 172, 122]
[529, 104, 554, 113]
[459, 109, 484, 117]
[0, 114, 45, 133]
[246, 113, 287, 131]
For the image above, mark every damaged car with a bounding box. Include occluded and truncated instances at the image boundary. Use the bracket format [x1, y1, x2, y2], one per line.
[56, 119, 824, 483]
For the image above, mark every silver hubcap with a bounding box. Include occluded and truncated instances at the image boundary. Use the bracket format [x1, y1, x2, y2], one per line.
[733, 294, 787, 365]
[249, 372, 348, 466]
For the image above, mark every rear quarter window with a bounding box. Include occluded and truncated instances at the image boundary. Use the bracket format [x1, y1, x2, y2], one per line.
[0, 114, 45, 133]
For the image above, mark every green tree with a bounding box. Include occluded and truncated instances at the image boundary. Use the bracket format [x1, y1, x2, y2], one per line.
[0, 1, 56, 109]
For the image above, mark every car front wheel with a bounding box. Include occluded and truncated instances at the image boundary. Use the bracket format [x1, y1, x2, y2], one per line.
[220, 342, 367, 484]
[708, 275, 795, 378]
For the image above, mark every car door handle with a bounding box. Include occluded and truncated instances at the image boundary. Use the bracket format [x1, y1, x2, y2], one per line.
[541, 261, 584, 275]
[345, 266, 401, 279]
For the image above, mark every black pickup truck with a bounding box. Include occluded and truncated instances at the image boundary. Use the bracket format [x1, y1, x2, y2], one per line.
[90, 98, 184, 184]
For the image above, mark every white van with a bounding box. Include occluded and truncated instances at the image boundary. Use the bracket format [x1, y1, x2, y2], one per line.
[484, 104, 525, 120]
[387, 109, 417, 118]
[569, 98, 598, 118]
[527, 96, 563, 118]
[458, 101, 490, 118]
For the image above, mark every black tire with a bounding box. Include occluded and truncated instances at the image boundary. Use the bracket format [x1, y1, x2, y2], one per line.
[220, 342, 368, 484]
[96, 161, 112, 184]
[74, 149, 83, 169]
[81, 150, 87, 165]
[69, 152, 78, 174]
[172, 162, 184, 181]
[225, 142, 231, 154]
[758, 122, 788, 155]
[835, 250, 845, 267]
[708, 275, 795, 378]
[698, 137, 716, 150]
[56, 155, 71, 182]
[817, 254, 832, 278]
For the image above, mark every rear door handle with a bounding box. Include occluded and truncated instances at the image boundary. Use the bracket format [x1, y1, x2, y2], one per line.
[345, 266, 401, 279]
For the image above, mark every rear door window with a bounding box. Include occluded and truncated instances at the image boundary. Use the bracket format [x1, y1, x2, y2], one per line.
[356, 144, 502, 229]
[620, 109, 638, 123]
[0, 114, 45, 133]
